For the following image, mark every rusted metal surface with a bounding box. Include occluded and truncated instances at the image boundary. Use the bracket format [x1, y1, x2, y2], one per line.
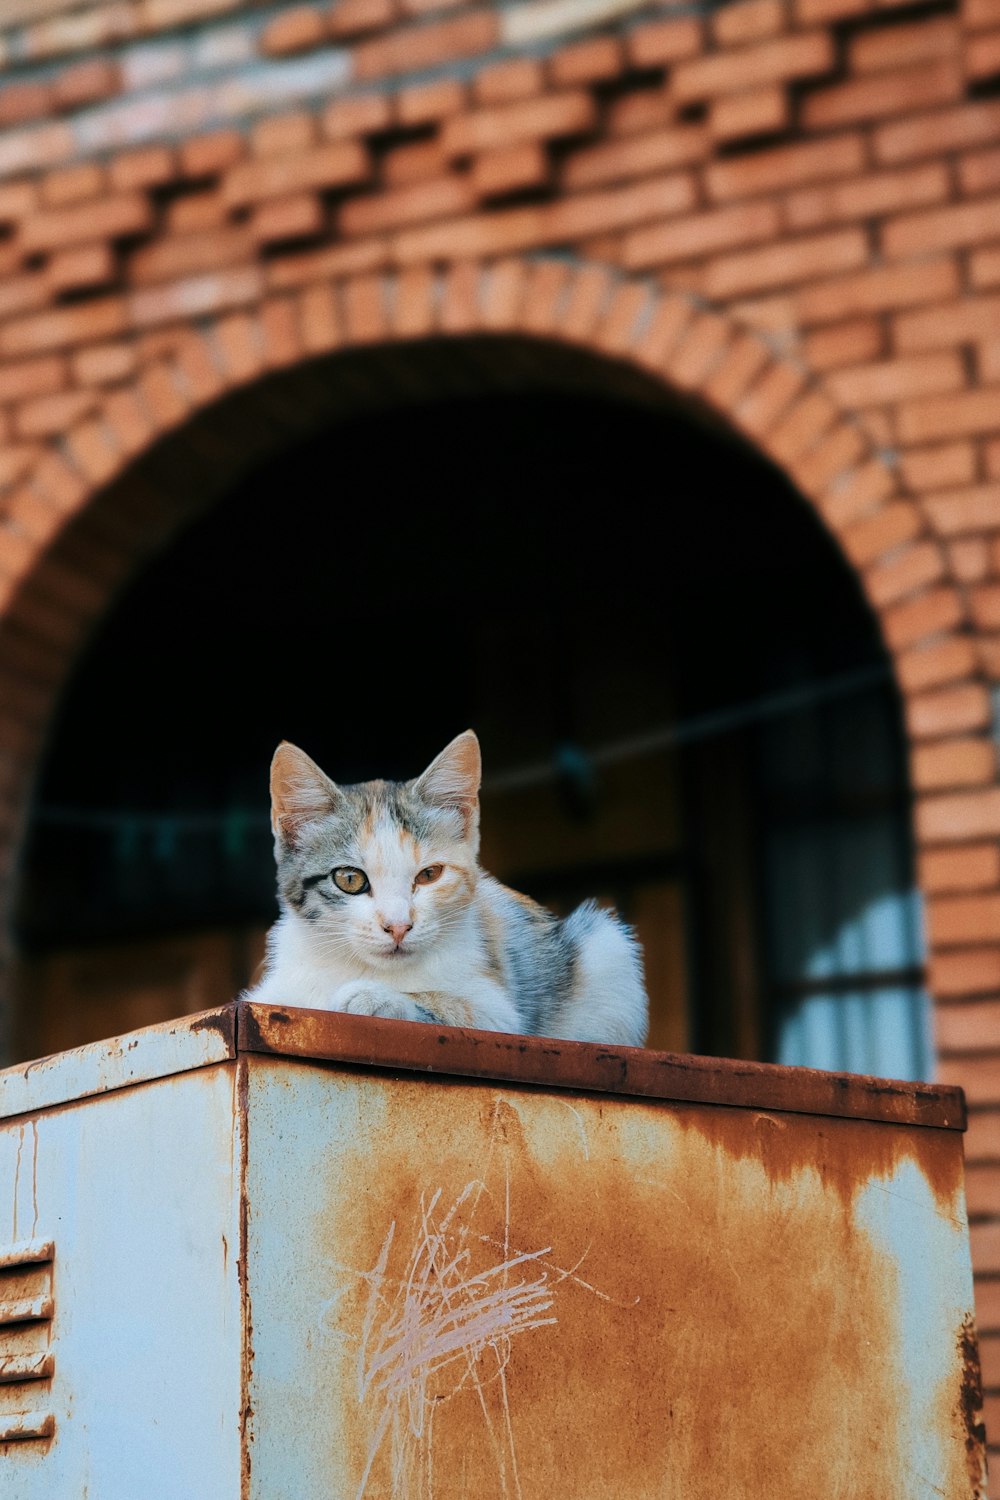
[0, 1004, 237, 1120]
[0, 1008, 984, 1496]
[243, 1056, 985, 1500]
[238, 1001, 966, 1130]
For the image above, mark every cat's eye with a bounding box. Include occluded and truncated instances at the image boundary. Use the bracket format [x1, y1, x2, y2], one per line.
[415, 865, 444, 886]
[332, 867, 370, 895]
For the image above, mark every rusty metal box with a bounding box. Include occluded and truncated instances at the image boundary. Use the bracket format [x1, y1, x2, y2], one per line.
[0, 1002, 987, 1498]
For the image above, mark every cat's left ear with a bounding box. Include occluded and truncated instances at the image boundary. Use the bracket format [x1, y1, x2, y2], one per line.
[413, 730, 481, 834]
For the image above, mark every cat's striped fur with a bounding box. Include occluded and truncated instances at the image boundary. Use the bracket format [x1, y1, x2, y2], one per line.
[245, 731, 648, 1045]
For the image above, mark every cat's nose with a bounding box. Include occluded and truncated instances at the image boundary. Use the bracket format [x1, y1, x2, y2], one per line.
[384, 921, 413, 945]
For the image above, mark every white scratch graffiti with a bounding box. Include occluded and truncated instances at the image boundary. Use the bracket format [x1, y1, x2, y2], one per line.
[326, 1102, 635, 1500]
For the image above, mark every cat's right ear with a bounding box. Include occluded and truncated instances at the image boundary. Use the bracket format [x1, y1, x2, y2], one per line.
[270, 742, 339, 847]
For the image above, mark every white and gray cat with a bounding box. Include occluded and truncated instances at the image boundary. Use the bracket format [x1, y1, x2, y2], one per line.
[245, 730, 648, 1046]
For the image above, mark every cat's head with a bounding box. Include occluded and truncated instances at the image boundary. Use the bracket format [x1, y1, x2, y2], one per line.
[269, 731, 481, 969]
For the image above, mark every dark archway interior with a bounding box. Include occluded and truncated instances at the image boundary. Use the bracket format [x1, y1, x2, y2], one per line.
[15, 381, 915, 1067]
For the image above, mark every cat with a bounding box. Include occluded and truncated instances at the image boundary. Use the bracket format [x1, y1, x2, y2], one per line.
[244, 730, 648, 1046]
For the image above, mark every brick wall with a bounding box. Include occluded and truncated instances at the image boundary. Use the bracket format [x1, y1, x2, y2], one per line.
[0, 0, 998, 1456]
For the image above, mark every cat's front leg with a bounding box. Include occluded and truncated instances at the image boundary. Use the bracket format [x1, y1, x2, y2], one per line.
[333, 980, 432, 1022]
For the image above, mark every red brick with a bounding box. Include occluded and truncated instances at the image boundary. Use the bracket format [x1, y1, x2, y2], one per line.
[965, 0, 1000, 29]
[898, 388, 1000, 445]
[341, 175, 474, 236]
[977, 340, 1000, 384]
[212, 313, 264, 382]
[919, 787, 1000, 842]
[701, 332, 771, 409]
[171, 334, 223, 404]
[0, 356, 66, 404]
[73, 342, 135, 387]
[967, 30, 1000, 81]
[393, 175, 697, 262]
[222, 141, 369, 206]
[127, 267, 263, 329]
[166, 191, 227, 235]
[109, 146, 176, 191]
[627, 16, 704, 67]
[558, 264, 617, 343]
[971, 248, 1000, 295]
[41, 164, 102, 207]
[474, 56, 543, 103]
[710, 86, 788, 142]
[766, 388, 838, 464]
[959, 146, 1000, 197]
[922, 484, 1000, 537]
[983, 634, 1000, 677]
[606, 86, 673, 138]
[396, 78, 465, 126]
[785, 163, 948, 232]
[322, 93, 394, 138]
[64, 419, 121, 487]
[180, 130, 244, 178]
[250, 194, 325, 244]
[932, 947, 1000, 998]
[917, 738, 995, 798]
[803, 58, 962, 130]
[564, 124, 709, 191]
[259, 6, 325, 56]
[972, 585, 1000, 630]
[793, 422, 867, 495]
[0, 275, 47, 323]
[908, 682, 992, 739]
[102, 387, 155, 456]
[883, 585, 964, 649]
[130, 228, 254, 285]
[795, 0, 866, 21]
[673, 31, 834, 101]
[328, 0, 397, 37]
[827, 351, 964, 408]
[940, 1056, 1000, 1106]
[899, 635, 978, 694]
[52, 57, 119, 111]
[265, 238, 390, 289]
[929, 890, 1000, 944]
[987, 439, 1000, 479]
[0, 81, 54, 129]
[706, 228, 867, 299]
[258, 297, 301, 370]
[352, 11, 498, 80]
[875, 101, 1000, 164]
[441, 92, 596, 158]
[472, 143, 549, 199]
[965, 1162, 1000, 1219]
[921, 843, 1000, 893]
[895, 293, 1000, 352]
[713, 0, 786, 46]
[343, 274, 390, 342]
[866, 538, 944, 607]
[297, 281, 341, 354]
[735, 361, 805, 437]
[382, 140, 445, 187]
[949, 538, 991, 581]
[14, 388, 97, 440]
[883, 195, 1000, 260]
[798, 259, 959, 326]
[549, 35, 623, 86]
[849, 15, 961, 72]
[623, 200, 780, 271]
[802, 318, 883, 370]
[899, 442, 976, 491]
[667, 313, 733, 390]
[1, 299, 126, 358]
[390, 263, 438, 336]
[250, 112, 316, 157]
[840, 499, 921, 565]
[19, 193, 152, 254]
[706, 132, 865, 201]
[46, 243, 116, 296]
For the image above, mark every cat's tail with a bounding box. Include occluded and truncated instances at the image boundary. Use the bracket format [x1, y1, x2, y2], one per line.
[550, 901, 649, 1048]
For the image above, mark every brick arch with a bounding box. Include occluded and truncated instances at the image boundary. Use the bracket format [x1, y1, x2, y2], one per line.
[0, 253, 984, 1059]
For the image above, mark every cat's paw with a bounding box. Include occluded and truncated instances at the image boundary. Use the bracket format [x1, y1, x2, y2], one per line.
[333, 980, 422, 1022]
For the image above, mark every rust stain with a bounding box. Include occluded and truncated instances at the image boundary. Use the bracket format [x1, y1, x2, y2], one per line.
[189, 1006, 237, 1047]
[310, 1080, 964, 1500]
[957, 1312, 988, 1495]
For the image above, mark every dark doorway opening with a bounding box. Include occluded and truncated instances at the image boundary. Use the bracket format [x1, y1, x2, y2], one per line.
[14, 369, 927, 1075]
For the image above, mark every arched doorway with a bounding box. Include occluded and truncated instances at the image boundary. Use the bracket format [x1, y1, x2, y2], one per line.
[9, 342, 930, 1079]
